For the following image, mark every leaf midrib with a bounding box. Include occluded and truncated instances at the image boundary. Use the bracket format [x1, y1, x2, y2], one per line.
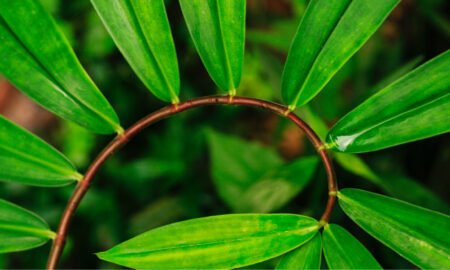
[0, 222, 55, 239]
[325, 226, 359, 269]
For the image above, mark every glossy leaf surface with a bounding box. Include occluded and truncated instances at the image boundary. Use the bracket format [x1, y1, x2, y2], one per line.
[0, 0, 121, 134]
[327, 50, 450, 153]
[282, 0, 400, 108]
[179, 0, 245, 92]
[91, 0, 180, 102]
[0, 199, 55, 253]
[338, 188, 450, 269]
[97, 214, 318, 269]
[0, 116, 81, 187]
[276, 233, 322, 269]
[323, 224, 382, 269]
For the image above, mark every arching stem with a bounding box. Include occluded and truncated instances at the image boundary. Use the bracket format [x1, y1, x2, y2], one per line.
[46, 95, 337, 269]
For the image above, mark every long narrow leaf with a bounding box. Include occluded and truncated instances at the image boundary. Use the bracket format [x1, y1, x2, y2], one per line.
[283, 0, 400, 108]
[0, 0, 121, 134]
[179, 0, 245, 92]
[327, 50, 450, 153]
[0, 116, 81, 187]
[0, 199, 55, 253]
[276, 233, 322, 269]
[97, 214, 319, 269]
[91, 0, 180, 103]
[338, 188, 450, 269]
[322, 224, 382, 269]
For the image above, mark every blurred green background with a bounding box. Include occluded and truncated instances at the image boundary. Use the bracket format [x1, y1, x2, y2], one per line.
[0, 0, 449, 268]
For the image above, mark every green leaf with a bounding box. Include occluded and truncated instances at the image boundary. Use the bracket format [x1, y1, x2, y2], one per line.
[327, 50, 450, 153]
[206, 129, 283, 211]
[0, 0, 121, 134]
[282, 0, 400, 108]
[97, 214, 319, 269]
[179, 0, 245, 92]
[90, 0, 180, 103]
[322, 224, 382, 269]
[338, 188, 450, 269]
[236, 156, 319, 213]
[276, 233, 322, 269]
[0, 198, 55, 253]
[0, 116, 81, 187]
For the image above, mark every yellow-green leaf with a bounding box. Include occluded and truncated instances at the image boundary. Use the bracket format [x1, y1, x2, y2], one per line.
[0, 116, 81, 187]
[338, 188, 450, 269]
[97, 214, 319, 269]
[91, 0, 180, 103]
[0, 199, 55, 253]
[0, 0, 121, 134]
[179, 0, 245, 92]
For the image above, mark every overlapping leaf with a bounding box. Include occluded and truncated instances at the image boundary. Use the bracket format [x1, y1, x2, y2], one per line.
[0, 0, 121, 134]
[338, 188, 450, 269]
[0, 199, 55, 253]
[282, 0, 401, 108]
[0, 117, 81, 187]
[322, 224, 382, 269]
[276, 233, 322, 269]
[327, 50, 450, 153]
[179, 0, 245, 92]
[97, 214, 319, 269]
[91, 0, 180, 103]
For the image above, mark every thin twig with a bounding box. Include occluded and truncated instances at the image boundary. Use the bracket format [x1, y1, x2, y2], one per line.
[46, 95, 337, 269]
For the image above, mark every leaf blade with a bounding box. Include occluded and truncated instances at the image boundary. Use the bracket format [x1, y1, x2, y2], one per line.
[0, 199, 55, 253]
[90, 0, 180, 102]
[97, 214, 318, 269]
[283, 0, 401, 108]
[338, 188, 450, 269]
[0, 116, 81, 187]
[322, 224, 382, 269]
[276, 233, 322, 270]
[179, 0, 245, 92]
[327, 50, 450, 153]
[0, 0, 121, 134]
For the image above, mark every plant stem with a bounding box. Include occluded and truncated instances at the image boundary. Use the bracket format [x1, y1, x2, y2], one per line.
[46, 95, 337, 269]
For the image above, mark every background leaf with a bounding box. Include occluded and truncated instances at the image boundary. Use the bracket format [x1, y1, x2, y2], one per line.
[322, 224, 382, 269]
[0, 0, 121, 134]
[283, 0, 401, 108]
[0, 116, 81, 187]
[327, 50, 450, 153]
[276, 233, 322, 270]
[91, 0, 180, 103]
[179, 0, 246, 92]
[0, 199, 55, 253]
[97, 214, 318, 269]
[338, 188, 450, 269]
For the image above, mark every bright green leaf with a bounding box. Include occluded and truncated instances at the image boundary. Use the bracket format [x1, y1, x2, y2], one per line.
[0, 0, 121, 134]
[0, 199, 55, 253]
[276, 233, 322, 269]
[322, 224, 382, 269]
[179, 0, 245, 92]
[282, 0, 400, 108]
[236, 156, 319, 213]
[91, 0, 180, 103]
[327, 50, 450, 153]
[338, 188, 450, 269]
[97, 214, 319, 269]
[0, 116, 81, 187]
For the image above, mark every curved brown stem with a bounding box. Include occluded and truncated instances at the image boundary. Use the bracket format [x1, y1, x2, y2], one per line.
[46, 95, 337, 269]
